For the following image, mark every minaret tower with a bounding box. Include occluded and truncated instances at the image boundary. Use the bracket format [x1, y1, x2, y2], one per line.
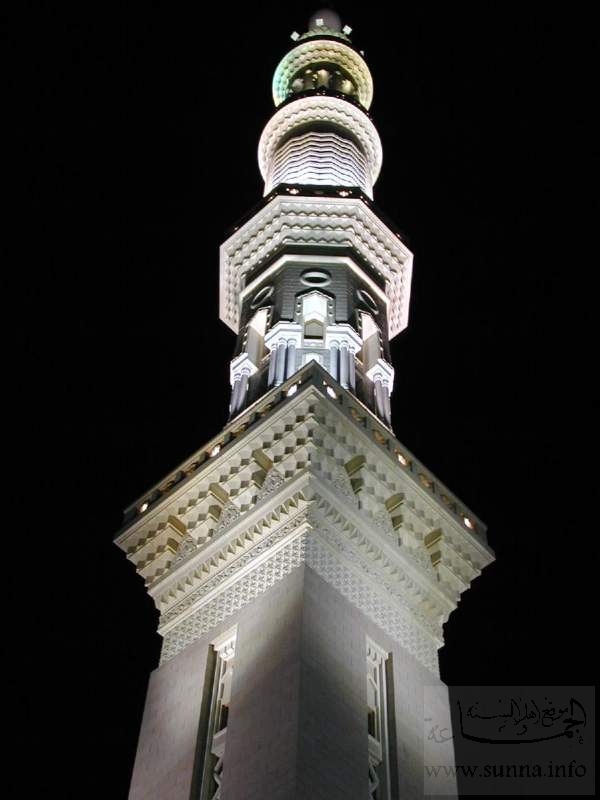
[116, 11, 494, 800]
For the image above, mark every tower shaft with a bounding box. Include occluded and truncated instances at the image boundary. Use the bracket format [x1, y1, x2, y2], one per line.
[116, 12, 494, 799]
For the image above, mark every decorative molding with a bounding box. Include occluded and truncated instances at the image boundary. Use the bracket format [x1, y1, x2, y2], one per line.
[211, 626, 237, 661]
[307, 508, 445, 636]
[272, 39, 373, 108]
[219, 197, 413, 339]
[266, 130, 373, 198]
[160, 529, 440, 676]
[259, 96, 382, 185]
[256, 467, 285, 501]
[116, 379, 493, 678]
[160, 532, 307, 664]
[305, 537, 440, 675]
[171, 533, 198, 567]
[216, 501, 241, 532]
[159, 509, 309, 628]
[329, 464, 359, 505]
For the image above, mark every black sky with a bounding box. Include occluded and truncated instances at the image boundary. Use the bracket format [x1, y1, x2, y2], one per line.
[14, 2, 595, 797]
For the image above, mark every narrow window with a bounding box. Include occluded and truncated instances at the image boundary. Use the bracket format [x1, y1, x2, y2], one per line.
[199, 628, 237, 800]
[366, 638, 395, 800]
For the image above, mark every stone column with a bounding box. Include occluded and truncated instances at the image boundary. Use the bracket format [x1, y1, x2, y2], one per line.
[383, 379, 392, 426]
[340, 342, 349, 388]
[230, 377, 242, 415]
[275, 340, 287, 386]
[348, 348, 356, 391]
[267, 346, 277, 387]
[238, 371, 249, 409]
[374, 377, 385, 420]
[329, 342, 339, 381]
[285, 340, 296, 379]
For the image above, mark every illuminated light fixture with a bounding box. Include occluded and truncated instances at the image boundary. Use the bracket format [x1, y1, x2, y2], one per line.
[343, 25, 352, 35]
[315, 18, 324, 26]
[396, 452, 409, 467]
[291, 31, 300, 41]
[286, 384, 298, 396]
[338, 189, 350, 197]
[326, 386, 337, 399]
[287, 187, 299, 194]
[463, 516, 475, 530]
[209, 444, 221, 458]
[139, 502, 148, 513]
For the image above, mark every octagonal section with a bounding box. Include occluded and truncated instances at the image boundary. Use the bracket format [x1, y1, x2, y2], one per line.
[219, 195, 413, 340]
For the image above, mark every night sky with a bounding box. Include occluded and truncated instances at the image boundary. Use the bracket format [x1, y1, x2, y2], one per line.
[16, 2, 594, 797]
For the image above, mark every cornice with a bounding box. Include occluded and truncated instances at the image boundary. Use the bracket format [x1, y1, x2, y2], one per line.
[117, 363, 492, 566]
[219, 195, 413, 338]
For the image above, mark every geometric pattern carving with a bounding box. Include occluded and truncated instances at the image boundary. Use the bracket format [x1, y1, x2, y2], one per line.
[306, 536, 440, 675]
[160, 529, 440, 675]
[255, 467, 284, 502]
[160, 531, 307, 664]
[216, 500, 241, 532]
[219, 197, 413, 339]
[309, 513, 442, 637]
[171, 533, 198, 567]
[265, 130, 373, 197]
[116, 377, 494, 677]
[159, 508, 308, 627]
[259, 97, 382, 186]
[272, 39, 373, 109]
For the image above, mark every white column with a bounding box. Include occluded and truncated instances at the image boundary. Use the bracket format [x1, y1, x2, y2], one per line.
[348, 348, 356, 391]
[329, 342, 339, 381]
[239, 371, 249, 407]
[275, 340, 287, 386]
[339, 342, 349, 388]
[374, 377, 385, 419]
[230, 377, 242, 414]
[382, 379, 391, 426]
[267, 346, 277, 386]
[285, 340, 296, 379]
[230, 370, 250, 416]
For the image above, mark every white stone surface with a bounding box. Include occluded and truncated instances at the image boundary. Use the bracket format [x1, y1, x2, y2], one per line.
[128, 566, 458, 799]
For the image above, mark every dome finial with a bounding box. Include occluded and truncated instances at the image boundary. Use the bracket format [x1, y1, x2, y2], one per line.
[308, 9, 342, 33]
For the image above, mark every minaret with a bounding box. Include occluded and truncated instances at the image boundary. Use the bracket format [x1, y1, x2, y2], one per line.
[116, 11, 495, 799]
[225, 9, 397, 427]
